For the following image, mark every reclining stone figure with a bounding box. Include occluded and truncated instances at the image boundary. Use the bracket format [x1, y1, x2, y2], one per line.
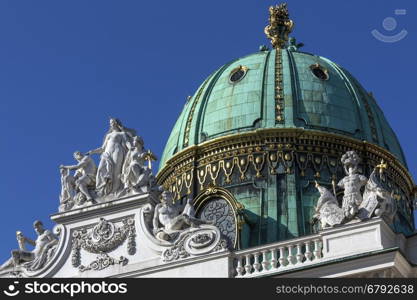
[0, 221, 58, 272]
[152, 191, 206, 242]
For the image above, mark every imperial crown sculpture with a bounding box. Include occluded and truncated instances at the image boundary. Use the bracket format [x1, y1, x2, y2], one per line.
[1, 3, 416, 278]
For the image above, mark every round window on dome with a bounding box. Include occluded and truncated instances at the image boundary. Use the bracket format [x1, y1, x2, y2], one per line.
[310, 64, 329, 81]
[229, 66, 249, 84]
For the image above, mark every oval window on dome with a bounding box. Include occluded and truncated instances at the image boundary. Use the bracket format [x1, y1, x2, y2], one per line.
[310, 64, 329, 81]
[229, 65, 249, 84]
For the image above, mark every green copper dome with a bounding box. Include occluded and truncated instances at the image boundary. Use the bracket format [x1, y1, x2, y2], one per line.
[157, 5, 415, 249]
[159, 48, 407, 171]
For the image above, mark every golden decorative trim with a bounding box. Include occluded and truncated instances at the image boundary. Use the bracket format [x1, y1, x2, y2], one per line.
[182, 77, 211, 148]
[353, 89, 379, 143]
[362, 92, 379, 143]
[275, 49, 284, 123]
[157, 128, 415, 203]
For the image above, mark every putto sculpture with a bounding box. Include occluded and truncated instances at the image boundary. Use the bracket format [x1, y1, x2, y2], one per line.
[313, 151, 397, 229]
[58, 118, 157, 212]
[0, 221, 58, 273]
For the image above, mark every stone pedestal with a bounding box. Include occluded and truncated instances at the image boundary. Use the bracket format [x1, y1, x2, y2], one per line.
[320, 219, 404, 260]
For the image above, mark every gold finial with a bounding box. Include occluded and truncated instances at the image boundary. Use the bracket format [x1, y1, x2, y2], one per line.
[143, 150, 157, 169]
[264, 3, 294, 49]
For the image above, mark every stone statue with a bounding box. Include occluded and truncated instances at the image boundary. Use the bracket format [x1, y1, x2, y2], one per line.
[57, 118, 159, 212]
[313, 181, 344, 228]
[312, 151, 398, 230]
[0, 221, 58, 272]
[152, 191, 206, 241]
[121, 136, 155, 194]
[358, 168, 397, 221]
[59, 168, 76, 211]
[337, 151, 368, 218]
[60, 151, 97, 204]
[87, 118, 135, 197]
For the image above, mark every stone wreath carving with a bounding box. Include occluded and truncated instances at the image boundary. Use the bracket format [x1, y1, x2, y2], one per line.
[71, 217, 135, 271]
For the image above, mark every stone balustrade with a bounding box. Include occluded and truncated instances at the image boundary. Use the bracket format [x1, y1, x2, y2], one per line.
[234, 235, 323, 277]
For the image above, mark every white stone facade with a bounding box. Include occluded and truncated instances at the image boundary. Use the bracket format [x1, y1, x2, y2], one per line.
[0, 191, 415, 278]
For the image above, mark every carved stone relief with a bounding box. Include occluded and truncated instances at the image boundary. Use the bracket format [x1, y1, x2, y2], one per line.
[162, 226, 228, 262]
[71, 217, 135, 272]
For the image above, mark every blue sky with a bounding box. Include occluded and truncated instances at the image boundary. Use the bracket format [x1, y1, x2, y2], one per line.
[0, 0, 416, 261]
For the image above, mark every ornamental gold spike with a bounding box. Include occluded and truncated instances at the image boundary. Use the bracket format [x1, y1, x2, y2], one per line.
[264, 3, 294, 49]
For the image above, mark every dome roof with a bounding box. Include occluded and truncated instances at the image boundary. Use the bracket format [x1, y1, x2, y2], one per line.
[159, 48, 407, 171]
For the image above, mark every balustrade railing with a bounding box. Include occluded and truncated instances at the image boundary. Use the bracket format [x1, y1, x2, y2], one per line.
[234, 235, 323, 277]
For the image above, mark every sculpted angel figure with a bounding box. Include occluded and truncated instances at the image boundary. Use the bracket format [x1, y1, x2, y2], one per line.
[121, 136, 155, 193]
[337, 151, 368, 218]
[0, 221, 58, 272]
[152, 191, 205, 241]
[87, 118, 135, 197]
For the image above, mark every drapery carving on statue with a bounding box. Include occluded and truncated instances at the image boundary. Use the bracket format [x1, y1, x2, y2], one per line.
[71, 217, 135, 271]
[58, 118, 158, 212]
[0, 221, 58, 274]
[313, 151, 396, 230]
[87, 118, 136, 197]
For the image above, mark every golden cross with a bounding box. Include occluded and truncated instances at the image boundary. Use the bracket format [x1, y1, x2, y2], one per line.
[143, 150, 157, 169]
[376, 159, 387, 177]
